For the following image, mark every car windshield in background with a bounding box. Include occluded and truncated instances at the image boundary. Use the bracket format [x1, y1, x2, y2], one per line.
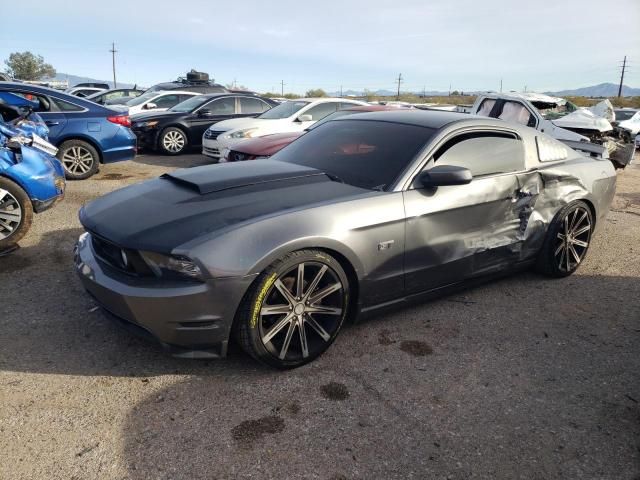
[273, 119, 435, 191]
[258, 101, 309, 119]
[306, 109, 360, 131]
[170, 95, 210, 112]
[615, 110, 637, 121]
[125, 91, 158, 106]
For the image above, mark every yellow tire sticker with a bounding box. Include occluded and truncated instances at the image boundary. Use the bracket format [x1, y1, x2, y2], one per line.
[251, 273, 278, 329]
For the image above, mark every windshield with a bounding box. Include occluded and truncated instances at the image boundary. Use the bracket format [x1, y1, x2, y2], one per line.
[258, 100, 309, 119]
[126, 91, 159, 107]
[170, 96, 211, 112]
[306, 109, 362, 131]
[273, 119, 435, 191]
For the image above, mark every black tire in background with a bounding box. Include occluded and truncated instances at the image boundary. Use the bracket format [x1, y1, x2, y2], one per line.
[57, 139, 100, 180]
[158, 127, 188, 155]
[235, 249, 350, 369]
[0, 177, 33, 250]
[536, 200, 594, 277]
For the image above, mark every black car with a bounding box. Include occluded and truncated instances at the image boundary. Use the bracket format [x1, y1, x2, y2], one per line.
[146, 71, 228, 95]
[131, 93, 277, 155]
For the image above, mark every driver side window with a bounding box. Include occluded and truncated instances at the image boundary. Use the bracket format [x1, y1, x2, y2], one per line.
[433, 132, 525, 177]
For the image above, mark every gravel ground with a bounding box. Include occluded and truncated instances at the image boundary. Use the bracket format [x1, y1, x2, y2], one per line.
[1, 151, 639, 480]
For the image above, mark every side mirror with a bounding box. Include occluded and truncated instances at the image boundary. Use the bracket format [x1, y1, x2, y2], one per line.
[198, 108, 213, 117]
[418, 165, 472, 188]
[144, 102, 157, 110]
[297, 114, 312, 122]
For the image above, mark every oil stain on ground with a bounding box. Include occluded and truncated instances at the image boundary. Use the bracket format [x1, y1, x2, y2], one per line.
[0, 254, 32, 274]
[378, 329, 395, 346]
[231, 415, 285, 445]
[400, 340, 433, 357]
[97, 173, 134, 181]
[320, 382, 350, 401]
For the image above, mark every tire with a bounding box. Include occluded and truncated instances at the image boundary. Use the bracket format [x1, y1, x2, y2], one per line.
[535, 200, 593, 277]
[235, 250, 350, 369]
[158, 127, 188, 155]
[57, 140, 99, 180]
[0, 177, 33, 249]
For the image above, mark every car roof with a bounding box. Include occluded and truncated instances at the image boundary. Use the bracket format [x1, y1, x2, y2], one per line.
[151, 90, 201, 96]
[0, 81, 109, 109]
[332, 109, 476, 129]
[196, 92, 271, 101]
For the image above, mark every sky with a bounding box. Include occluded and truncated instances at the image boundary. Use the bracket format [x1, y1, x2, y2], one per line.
[1, 0, 639, 94]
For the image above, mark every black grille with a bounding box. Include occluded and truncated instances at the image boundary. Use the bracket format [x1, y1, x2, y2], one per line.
[91, 235, 152, 276]
[204, 129, 225, 140]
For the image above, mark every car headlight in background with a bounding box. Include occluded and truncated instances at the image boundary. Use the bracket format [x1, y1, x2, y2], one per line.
[135, 120, 159, 128]
[139, 251, 204, 281]
[227, 128, 259, 139]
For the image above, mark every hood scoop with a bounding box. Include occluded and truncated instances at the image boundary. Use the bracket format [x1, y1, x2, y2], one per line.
[161, 159, 324, 194]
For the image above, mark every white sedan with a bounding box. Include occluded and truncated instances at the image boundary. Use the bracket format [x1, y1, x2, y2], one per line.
[112, 90, 201, 115]
[202, 97, 367, 159]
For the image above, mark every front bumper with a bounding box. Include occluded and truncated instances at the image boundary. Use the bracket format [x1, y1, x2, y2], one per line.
[74, 232, 255, 358]
[131, 126, 159, 151]
[202, 137, 222, 158]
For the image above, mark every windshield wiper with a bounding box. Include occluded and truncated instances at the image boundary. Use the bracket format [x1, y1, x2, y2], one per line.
[324, 172, 345, 184]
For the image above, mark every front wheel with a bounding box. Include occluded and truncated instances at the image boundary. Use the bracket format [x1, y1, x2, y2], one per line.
[158, 127, 188, 155]
[0, 177, 33, 250]
[235, 250, 350, 369]
[536, 201, 593, 277]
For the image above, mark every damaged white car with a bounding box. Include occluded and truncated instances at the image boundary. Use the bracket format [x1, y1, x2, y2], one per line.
[471, 92, 634, 168]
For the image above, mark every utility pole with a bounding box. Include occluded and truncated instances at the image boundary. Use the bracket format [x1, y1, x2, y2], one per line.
[500, 78, 503, 93]
[422, 85, 426, 98]
[618, 55, 627, 98]
[340, 85, 343, 97]
[396, 73, 403, 100]
[109, 42, 117, 89]
[281, 80, 285, 97]
[448, 83, 451, 97]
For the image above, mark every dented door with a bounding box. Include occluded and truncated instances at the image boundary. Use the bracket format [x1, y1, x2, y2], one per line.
[403, 173, 524, 294]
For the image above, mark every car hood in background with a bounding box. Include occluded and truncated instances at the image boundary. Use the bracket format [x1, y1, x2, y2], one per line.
[232, 132, 303, 156]
[79, 160, 369, 252]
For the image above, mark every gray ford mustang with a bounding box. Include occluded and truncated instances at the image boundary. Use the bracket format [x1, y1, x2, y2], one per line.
[75, 111, 617, 368]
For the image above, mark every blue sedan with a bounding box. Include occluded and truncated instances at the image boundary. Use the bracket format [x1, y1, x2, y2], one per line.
[0, 82, 136, 179]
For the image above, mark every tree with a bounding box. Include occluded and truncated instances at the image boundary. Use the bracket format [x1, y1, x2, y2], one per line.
[4, 52, 56, 81]
[305, 88, 326, 98]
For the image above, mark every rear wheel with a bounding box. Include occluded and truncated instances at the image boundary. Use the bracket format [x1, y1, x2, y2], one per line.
[536, 201, 593, 277]
[235, 250, 350, 369]
[158, 127, 188, 155]
[0, 177, 33, 249]
[58, 140, 99, 180]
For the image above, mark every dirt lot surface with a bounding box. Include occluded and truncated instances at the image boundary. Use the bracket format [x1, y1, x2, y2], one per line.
[1, 152, 639, 479]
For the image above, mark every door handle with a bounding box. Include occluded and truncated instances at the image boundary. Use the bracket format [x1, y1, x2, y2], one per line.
[45, 121, 60, 126]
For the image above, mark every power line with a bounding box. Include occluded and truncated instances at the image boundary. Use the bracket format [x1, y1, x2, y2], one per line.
[109, 42, 117, 89]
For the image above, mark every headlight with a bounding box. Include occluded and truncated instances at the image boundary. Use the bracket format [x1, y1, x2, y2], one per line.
[136, 120, 159, 128]
[228, 128, 259, 139]
[139, 251, 204, 281]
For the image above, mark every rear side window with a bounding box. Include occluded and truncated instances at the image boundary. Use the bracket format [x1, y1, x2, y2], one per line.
[434, 132, 525, 177]
[477, 99, 496, 116]
[239, 97, 270, 114]
[52, 97, 84, 112]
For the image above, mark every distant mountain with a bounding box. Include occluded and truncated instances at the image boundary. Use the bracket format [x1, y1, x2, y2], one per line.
[45, 73, 135, 89]
[546, 83, 640, 97]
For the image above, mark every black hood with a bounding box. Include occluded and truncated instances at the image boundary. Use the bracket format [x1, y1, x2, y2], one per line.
[80, 160, 368, 252]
